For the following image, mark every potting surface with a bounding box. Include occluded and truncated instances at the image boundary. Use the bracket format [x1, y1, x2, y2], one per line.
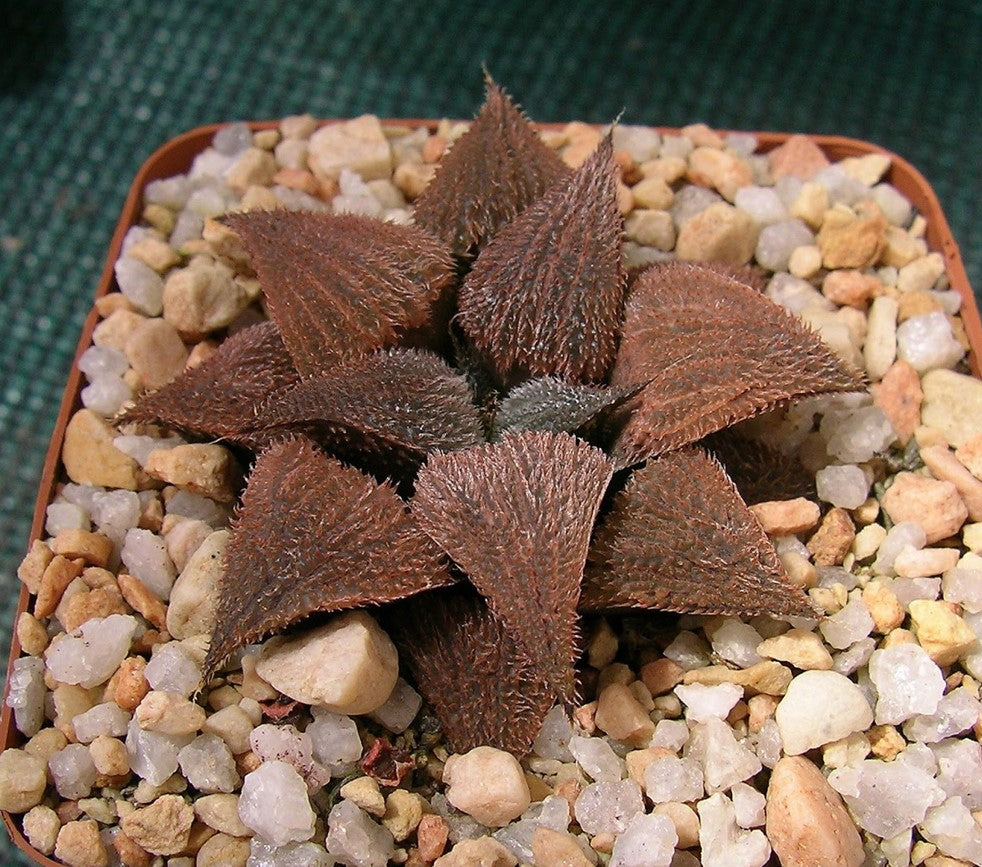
[0, 2, 980, 861]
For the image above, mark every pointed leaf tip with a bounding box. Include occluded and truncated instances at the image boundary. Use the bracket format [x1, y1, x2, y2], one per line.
[413, 78, 571, 256]
[203, 436, 452, 680]
[223, 211, 456, 377]
[457, 135, 628, 388]
[581, 446, 813, 618]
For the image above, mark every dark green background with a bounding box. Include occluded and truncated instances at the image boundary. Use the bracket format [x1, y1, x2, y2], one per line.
[0, 0, 979, 861]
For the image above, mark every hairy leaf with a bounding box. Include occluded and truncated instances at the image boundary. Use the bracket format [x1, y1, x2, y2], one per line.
[580, 446, 813, 618]
[242, 349, 486, 482]
[458, 135, 627, 388]
[702, 429, 816, 505]
[412, 431, 612, 700]
[123, 320, 299, 440]
[389, 586, 556, 755]
[609, 260, 864, 466]
[413, 76, 571, 256]
[203, 436, 452, 679]
[492, 377, 642, 441]
[223, 211, 456, 377]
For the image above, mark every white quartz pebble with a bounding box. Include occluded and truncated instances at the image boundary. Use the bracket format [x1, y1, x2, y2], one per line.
[687, 717, 762, 794]
[868, 643, 945, 724]
[709, 619, 763, 668]
[897, 311, 965, 373]
[48, 744, 97, 800]
[610, 811, 677, 867]
[325, 800, 394, 867]
[568, 734, 624, 782]
[819, 597, 874, 649]
[643, 755, 704, 803]
[675, 682, 743, 723]
[573, 780, 645, 835]
[178, 733, 239, 793]
[120, 528, 177, 600]
[72, 702, 130, 743]
[815, 464, 870, 509]
[45, 502, 90, 536]
[903, 687, 981, 743]
[306, 708, 362, 775]
[698, 792, 771, 867]
[238, 760, 316, 847]
[531, 705, 575, 761]
[5, 656, 46, 736]
[775, 670, 873, 755]
[44, 614, 138, 689]
[367, 677, 421, 734]
[145, 642, 201, 697]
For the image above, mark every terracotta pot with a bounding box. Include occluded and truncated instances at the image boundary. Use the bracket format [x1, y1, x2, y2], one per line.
[1, 121, 977, 865]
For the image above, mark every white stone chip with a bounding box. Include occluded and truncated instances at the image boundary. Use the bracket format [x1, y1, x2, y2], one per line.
[72, 702, 130, 743]
[248, 838, 334, 867]
[178, 733, 239, 793]
[238, 760, 316, 847]
[919, 796, 982, 864]
[815, 464, 870, 509]
[568, 734, 624, 782]
[873, 521, 927, 575]
[896, 311, 965, 373]
[686, 717, 762, 794]
[674, 682, 743, 723]
[145, 642, 201, 697]
[5, 656, 45, 736]
[45, 502, 90, 536]
[697, 792, 771, 867]
[609, 811, 677, 867]
[820, 405, 896, 463]
[306, 708, 362, 775]
[573, 780, 644, 835]
[44, 614, 138, 689]
[819, 597, 875, 649]
[114, 256, 164, 316]
[868, 643, 945, 724]
[731, 781, 766, 828]
[828, 757, 946, 838]
[932, 738, 982, 808]
[532, 705, 575, 762]
[709, 619, 763, 668]
[125, 718, 193, 787]
[367, 677, 421, 734]
[903, 687, 981, 743]
[47, 744, 97, 800]
[120, 528, 177, 600]
[774, 670, 873, 756]
[325, 800, 395, 867]
[643, 755, 704, 803]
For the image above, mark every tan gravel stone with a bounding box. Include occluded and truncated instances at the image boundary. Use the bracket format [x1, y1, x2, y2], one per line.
[788, 243, 823, 279]
[25, 727, 68, 765]
[92, 308, 148, 352]
[768, 135, 830, 180]
[867, 724, 906, 760]
[683, 661, 792, 696]
[50, 529, 114, 568]
[339, 775, 386, 817]
[822, 270, 881, 309]
[862, 580, 905, 633]
[444, 746, 531, 827]
[162, 262, 251, 341]
[23, 804, 60, 856]
[89, 735, 131, 777]
[840, 153, 890, 185]
[747, 694, 780, 732]
[863, 295, 899, 382]
[34, 554, 85, 618]
[531, 826, 594, 866]
[750, 498, 821, 535]
[894, 546, 961, 578]
[383, 789, 426, 841]
[897, 252, 946, 293]
[817, 202, 888, 269]
[0, 748, 47, 812]
[919, 444, 982, 522]
[194, 832, 250, 866]
[765, 756, 863, 867]
[625, 747, 675, 788]
[417, 814, 450, 861]
[106, 655, 149, 712]
[807, 508, 856, 566]
[852, 523, 887, 562]
[225, 147, 277, 193]
[630, 175, 674, 210]
[908, 600, 977, 666]
[135, 691, 206, 736]
[125, 237, 180, 273]
[789, 181, 829, 229]
[61, 585, 128, 633]
[640, 657, 685, 696]
[561, 122, 603, 168]
[654, 801, 700, 849]
[308, 115, 393, 183]
[922, 369, 982, 448]
[881, 224, 927, 268]
[639, 155, 687, 183]
[279, 113, 318, 139]
[624, 208, 675, 250]
[193, 793, 251, 837]
[687, 146, 753, 201]
[54, 819, 109, 867]
[145, 444, 241, 503]
[955, 433, 982, 481]
[62, 409, 146, 490]
[676, 201, 758, 265]
[124, 317, 188, 390]
[435, 836, 518, 867]
[871, 359, 922, 444]
[255, 611, 398, 713]
[17, 611, 49, 655]
[594, 683, 655, 747]
[897, 289, 943, 323]
[120, 794, 194, 856]
[757, 628, 833, 670]
[882, 472, 968, 544]
[393, 161, 436, 199]
[118, 572, 168, 630]
[166, 529, 226, 640]
[17, 539, 53, 595]
[202, 218, 253, 271]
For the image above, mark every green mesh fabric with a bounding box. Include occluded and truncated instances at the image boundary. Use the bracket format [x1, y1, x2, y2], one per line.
[0, 0, 979, 859]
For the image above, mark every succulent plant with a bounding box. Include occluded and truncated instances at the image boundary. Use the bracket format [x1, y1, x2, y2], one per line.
[127, 79, 863, 754]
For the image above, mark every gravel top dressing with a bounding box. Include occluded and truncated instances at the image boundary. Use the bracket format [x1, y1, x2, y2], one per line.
[2, 81, 981, 867]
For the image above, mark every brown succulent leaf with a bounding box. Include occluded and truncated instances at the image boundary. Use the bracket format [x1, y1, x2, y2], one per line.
[609, 260, 864, 466]
[223, 211, 456, 377]
[389, 585, 556, 755]
[701, 429, 816, 505]
[123, 320, 300, 440]
[580, 446, 813, 618]
[412, 76, 571, 256]
[457, 135, 627, 388]
[412, 431, 613, 700]
[203, 436, 453, 680]
[492, 377, 642, 441]
[241, 349, 486, 482]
